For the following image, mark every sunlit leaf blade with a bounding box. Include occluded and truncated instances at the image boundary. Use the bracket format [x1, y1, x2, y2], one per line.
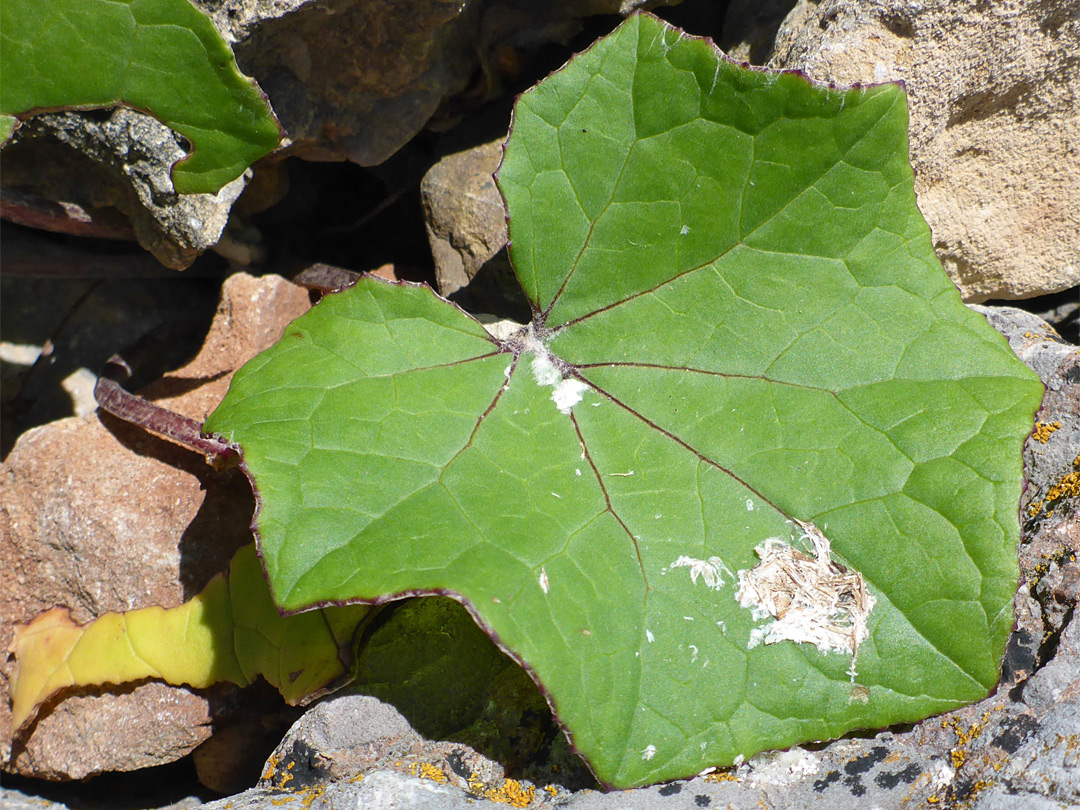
[0, 0, 280, 194]
[204, 14, 1043, 787]
[9, 545, 366, 731]
[0, 115, 17, 144]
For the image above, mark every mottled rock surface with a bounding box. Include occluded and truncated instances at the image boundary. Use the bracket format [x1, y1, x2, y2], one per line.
[201, 0, 665, 167]
[421, 139, 510, 299]
[3, 1, 665, 269]
[2, 110, 249, 270]
[770, 0, 1080, 302]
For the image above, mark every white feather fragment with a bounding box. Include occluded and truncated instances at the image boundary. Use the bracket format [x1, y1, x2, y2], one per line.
[531, 351, 561, 387]
[735, 520, 875, 678]
[552, 377, 588, 413]
[744, 748, 821, 786]
[641, 744, 657, 761]
[523, 323, 589, 413]
[670, 555, 733, 590]
[646, 629, 655, 643]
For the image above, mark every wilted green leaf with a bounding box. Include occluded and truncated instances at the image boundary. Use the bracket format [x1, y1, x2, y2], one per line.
[204, 14, 1043, 787]
[10, 544, 366, 731]
[0, 0, 280, 193]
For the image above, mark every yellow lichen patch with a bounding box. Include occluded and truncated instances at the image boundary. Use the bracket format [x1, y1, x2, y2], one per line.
[483, 779, 536, 807]
[965, 780, 995, 804]
[278, 761, 296, 788]
[942, 712, 992, 772]
[704, 771, 741, 783]
[417, 762, 449, 784]
[1028, 464, 1080, 517]
[1032, 421, 1062, 443]
[262, 753, 281, 782]
[298, 786, 326, 810]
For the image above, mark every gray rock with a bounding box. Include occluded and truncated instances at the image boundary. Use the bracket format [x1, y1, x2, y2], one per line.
[1008, 695, 1080, 806]
[263, 694, 424, 787]
[203, 0, 666, 167]
[203, 770, 511, 810]
[975, 694, 1080, 810]
[259, 690, 533, 799]
[1023, 610, 1080, 713]
[0, 785, 205, 810]
[771, 0, 1080, 301]
[974, 788, 1072, 810]
[969, 305, 1077, 384]
[421, 139, 510, 299]
[3, 109, 249, 270]
[1035, 557, 1080, 634]
[0, 788, 70, 810]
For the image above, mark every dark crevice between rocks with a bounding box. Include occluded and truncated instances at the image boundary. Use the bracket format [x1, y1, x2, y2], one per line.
[197, 680, 309, 795]
[343, 596, 599, 793]
[2, 758, 217, 810]
[983, 287, 1080, 345]
[1034, 603, 1075, 673]
[0, 262, 225, 459]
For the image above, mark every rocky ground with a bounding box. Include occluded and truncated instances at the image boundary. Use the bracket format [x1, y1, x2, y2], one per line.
[2, 1, 1078, 808]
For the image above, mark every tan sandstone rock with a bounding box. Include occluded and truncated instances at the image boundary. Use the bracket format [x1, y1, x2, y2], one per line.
[1, 273, 310, 779]
[770, 0, 1080, 301]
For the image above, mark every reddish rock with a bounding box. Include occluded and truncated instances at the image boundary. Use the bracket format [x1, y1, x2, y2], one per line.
[1, 273, 310, 778]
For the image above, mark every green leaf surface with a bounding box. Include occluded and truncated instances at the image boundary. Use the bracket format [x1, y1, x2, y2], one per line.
[0, 0, 280, 194]
[0, 114, 17, 144]
[205, 14, 1043, 788]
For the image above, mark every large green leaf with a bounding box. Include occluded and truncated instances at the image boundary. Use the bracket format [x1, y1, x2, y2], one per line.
[204, 14, 1043, 788]
[0, 0, 280, 193]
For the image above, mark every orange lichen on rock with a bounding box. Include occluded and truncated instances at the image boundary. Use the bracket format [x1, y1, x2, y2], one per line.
[1032, 421, 1062, 443]
[416, 762, 449, 784]
[1028, 454, 1080, 517]
[483, 779, 537, 807]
